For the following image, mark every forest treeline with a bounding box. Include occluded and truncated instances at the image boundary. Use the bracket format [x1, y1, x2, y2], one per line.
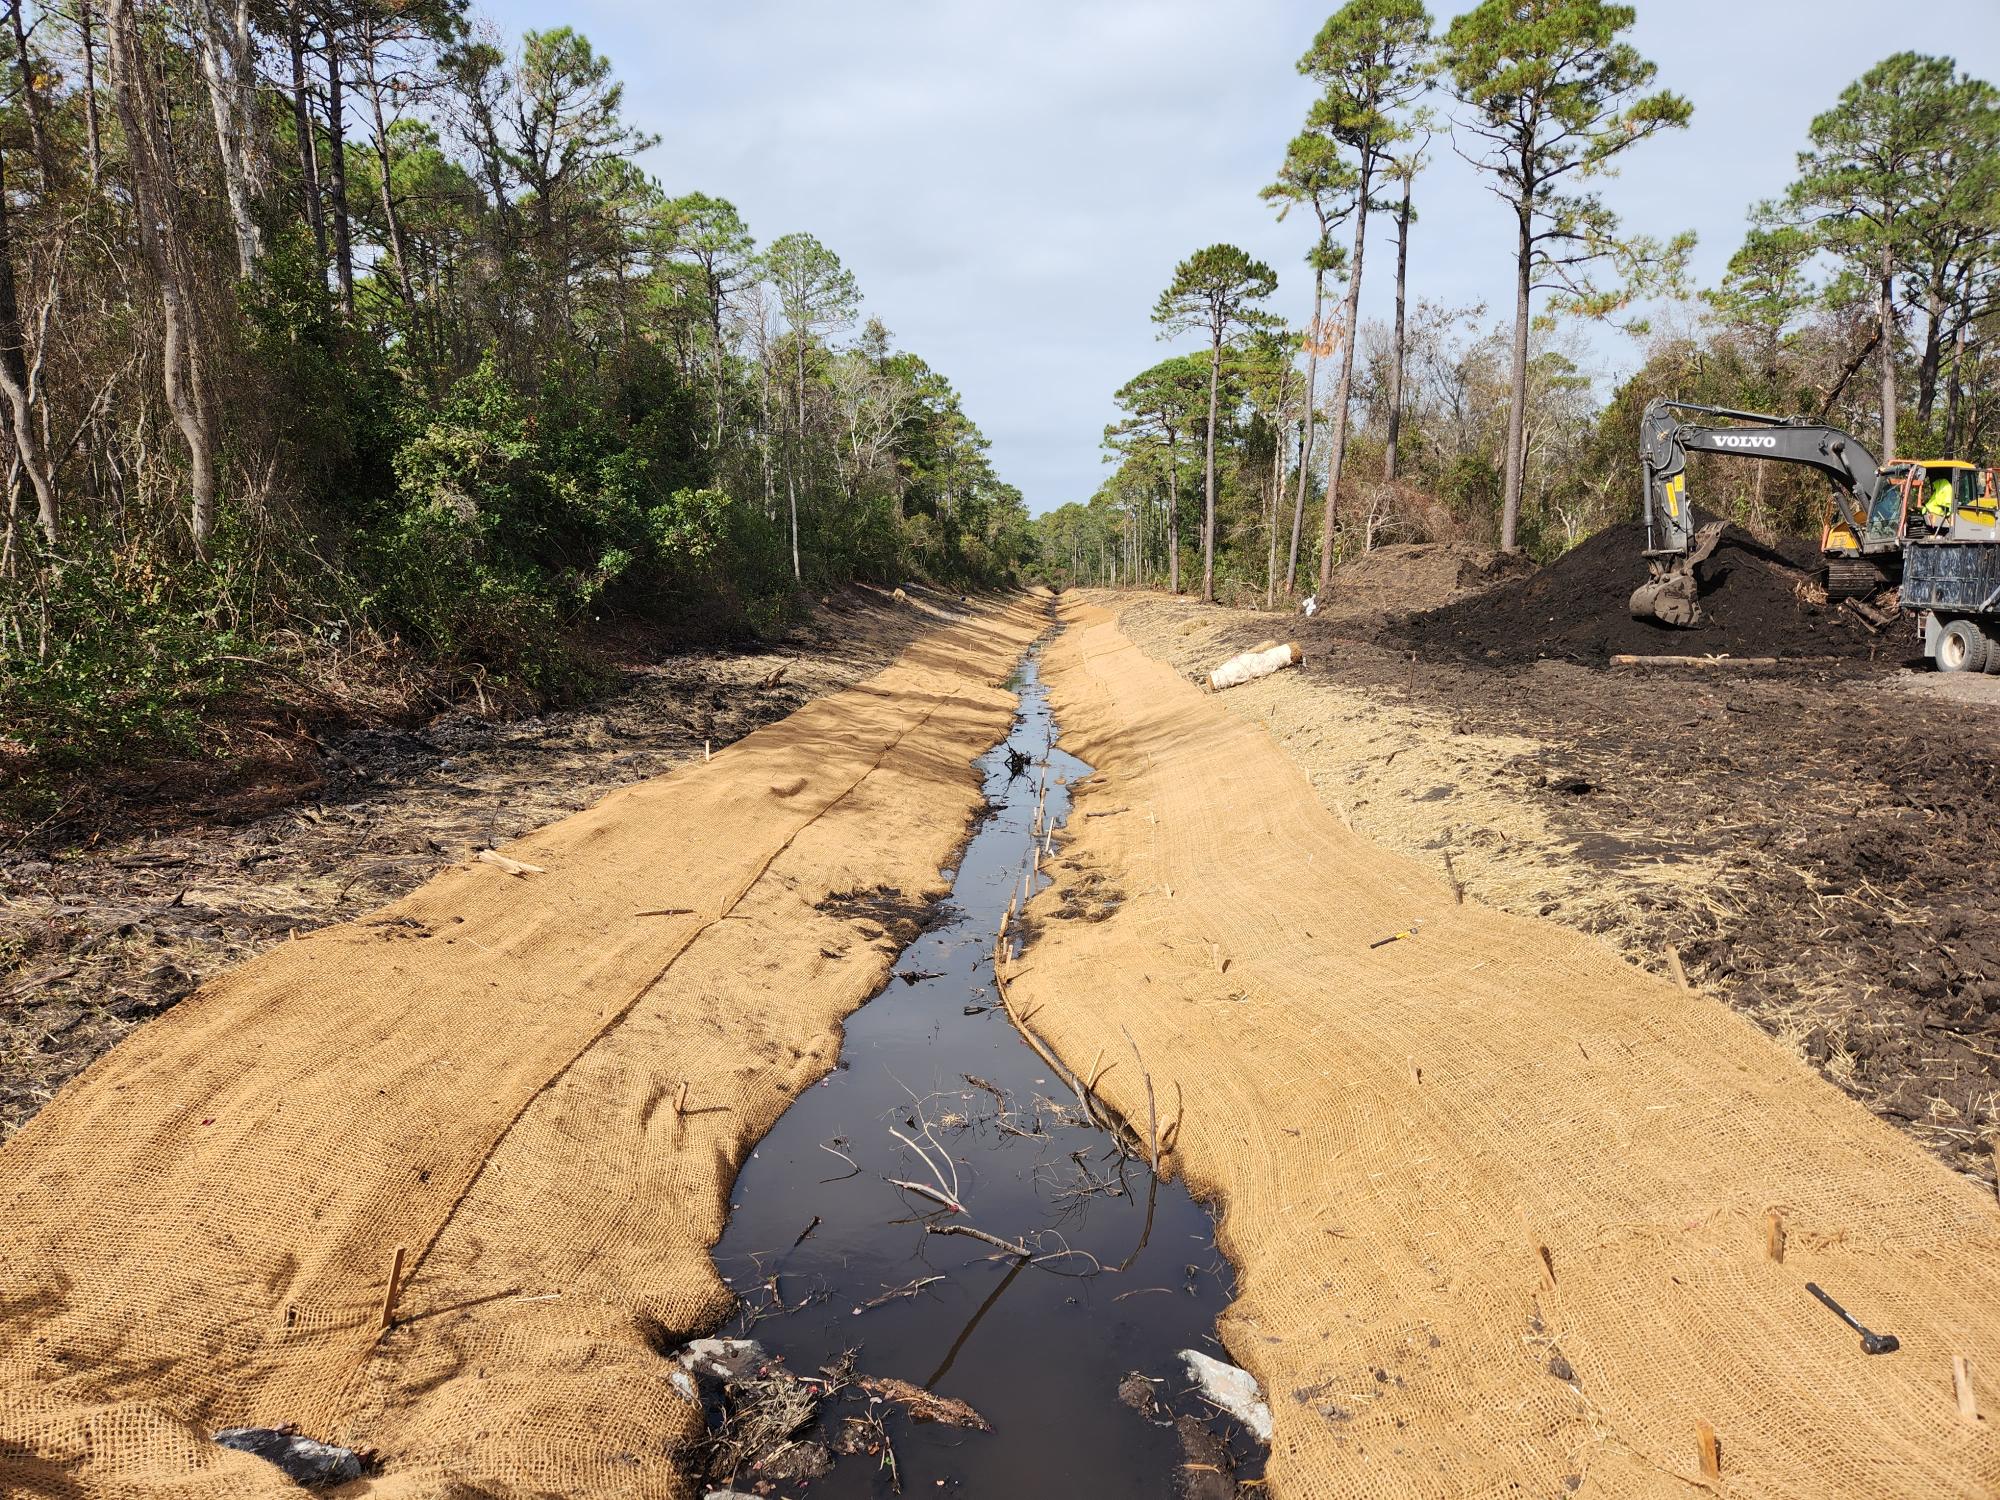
[0, 2, 1031, 781]
[1038, 0, 2000, 603]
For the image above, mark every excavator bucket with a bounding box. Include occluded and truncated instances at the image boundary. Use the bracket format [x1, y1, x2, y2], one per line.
[1630, 522, 1725, 628]
[1629, 567, 1701, 626]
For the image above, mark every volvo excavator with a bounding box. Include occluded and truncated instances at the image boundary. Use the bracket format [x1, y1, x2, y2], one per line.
[1631, 399, 2000, 667]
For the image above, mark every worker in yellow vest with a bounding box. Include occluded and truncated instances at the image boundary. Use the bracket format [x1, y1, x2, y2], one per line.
[1925, 474, 1955, 531]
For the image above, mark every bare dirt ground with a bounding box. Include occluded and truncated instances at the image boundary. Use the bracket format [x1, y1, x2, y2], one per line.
[0, 585, 951, 1144]
[1108, 567, 2000, 1189]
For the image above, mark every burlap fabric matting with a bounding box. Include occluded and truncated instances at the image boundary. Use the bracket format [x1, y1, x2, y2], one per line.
[1005, 599, 1999, 1498]
[0, 597, 1042, 1499]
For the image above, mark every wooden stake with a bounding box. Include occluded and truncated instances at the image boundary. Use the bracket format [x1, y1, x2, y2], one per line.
[1695, 1419, 1720, 1480]
[1953, 1355, 1979, 1424]
[1665, 946, 1691, 990]
[1083, 1046, 1105, 1097]
[674, 1080, 690, 1117]
[378, 1246, 408, 1331]
[1764, 1209, 1786, 1263]
[704, 739, 711, 762]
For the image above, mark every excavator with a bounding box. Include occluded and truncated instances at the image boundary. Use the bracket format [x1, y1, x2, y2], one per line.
[1631, 398, 2000, 668]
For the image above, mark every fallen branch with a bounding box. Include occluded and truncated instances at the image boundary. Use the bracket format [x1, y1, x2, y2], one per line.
[926, 1223, 1032, 1257]
[887, 1177, 964, 1214]
[1606, 654, 1834, 668]
[854, 1275, 945, 1313]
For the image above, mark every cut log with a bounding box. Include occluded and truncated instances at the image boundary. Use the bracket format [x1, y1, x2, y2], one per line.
[1841, 597, 1893, 632]
[1207, 642, 1302, 692]
[1608, 654, 1788, 668]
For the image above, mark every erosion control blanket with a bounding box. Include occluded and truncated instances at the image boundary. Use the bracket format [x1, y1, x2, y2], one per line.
[0, 598, 1042, 1500]
[1010, 600, 1999, 1498]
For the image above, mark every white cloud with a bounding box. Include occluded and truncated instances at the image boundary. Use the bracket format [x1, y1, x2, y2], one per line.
[480, 0, 2000, 513]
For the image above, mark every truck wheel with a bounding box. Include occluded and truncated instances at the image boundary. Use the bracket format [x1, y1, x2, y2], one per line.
[1984, 626, 2000, 675]
[1937, 619, 1989, 673]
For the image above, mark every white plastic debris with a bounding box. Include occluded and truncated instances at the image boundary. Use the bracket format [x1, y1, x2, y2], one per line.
[1301, 595, 1318, 618]
[1179, 1349, 1273, 1442]
[676, 1336, 766, 1383]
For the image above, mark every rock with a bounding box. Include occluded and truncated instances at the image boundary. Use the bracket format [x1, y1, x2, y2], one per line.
[1178, 1350, 1273, 1443]
[213, 1428, 365, 1486]
[676, 1337, 766, 1383]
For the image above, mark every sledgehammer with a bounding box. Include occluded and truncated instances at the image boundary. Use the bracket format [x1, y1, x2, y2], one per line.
[1806, 1282, 1899, 1355]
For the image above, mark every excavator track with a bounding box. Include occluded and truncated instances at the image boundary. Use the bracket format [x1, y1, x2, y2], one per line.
[1825, 557, 1894, 600]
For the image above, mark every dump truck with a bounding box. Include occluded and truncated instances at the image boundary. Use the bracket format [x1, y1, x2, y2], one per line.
[1631, 398, 2000, 670]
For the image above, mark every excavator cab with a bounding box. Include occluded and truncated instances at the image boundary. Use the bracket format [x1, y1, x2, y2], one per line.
[1926, 462, 1999, 537]
[1824, 463, 1921, 555]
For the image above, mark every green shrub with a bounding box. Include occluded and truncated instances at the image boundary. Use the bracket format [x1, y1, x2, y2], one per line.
[0, 535, 247, 768]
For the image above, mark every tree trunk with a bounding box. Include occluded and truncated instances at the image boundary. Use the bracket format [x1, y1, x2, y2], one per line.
[79, 1, 103, 188]
[1947, 322, 1968, 453]
[709, 274, 728, 464]
[1384, 170, 1413, 482]
[1265, 378, 1288, 610]
[105, 0, 217, 550]
[1288, 263, 1323, 594]
[7, 2, 56, 189]
[1500, 203, 1532, 554]
[1202, 324, 1221, 604]
[357, 21, 416, 310]
[1166, 426, 1180, 596]
[791, 336, 807, 580]
[193, 0, 263, 280]
[1878, 251, 1897, 462]
[0, 152, 55, 543]
[1316, 162, 1373, 592]
[325, 23, 355, 317]
[287, 6, 325, 264]
[1916, 280, 1944, 429]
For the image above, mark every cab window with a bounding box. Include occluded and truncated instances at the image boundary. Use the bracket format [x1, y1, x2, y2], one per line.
[1868, 476, 1905, 532]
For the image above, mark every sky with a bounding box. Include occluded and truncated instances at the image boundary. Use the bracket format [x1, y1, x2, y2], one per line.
[478, 0, 2000, 515]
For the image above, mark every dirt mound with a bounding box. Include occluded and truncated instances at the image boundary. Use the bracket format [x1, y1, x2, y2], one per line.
[1399, 521, 1878, 666]
[1318, 541, 1534, 619]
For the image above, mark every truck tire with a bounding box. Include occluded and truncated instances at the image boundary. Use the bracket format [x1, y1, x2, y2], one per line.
[1937, 619, 1989, 674]
[1984, 626, 2000, 676]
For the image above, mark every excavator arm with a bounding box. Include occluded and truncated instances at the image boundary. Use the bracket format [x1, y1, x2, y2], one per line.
[1631, 399, 1882, 626]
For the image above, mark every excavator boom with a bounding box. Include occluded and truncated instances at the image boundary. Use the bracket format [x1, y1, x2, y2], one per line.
[1632, 399, 1881, 625]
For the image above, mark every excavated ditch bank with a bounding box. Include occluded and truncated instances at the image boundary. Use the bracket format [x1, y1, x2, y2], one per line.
[697, 647, 1257, 1497]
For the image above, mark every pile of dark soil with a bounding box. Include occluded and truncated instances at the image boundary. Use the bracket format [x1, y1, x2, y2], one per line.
[1396, 521, 1881, 667]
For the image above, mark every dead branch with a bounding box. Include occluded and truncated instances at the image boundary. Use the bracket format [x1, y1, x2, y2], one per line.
[926, 1223, 1031, 1258]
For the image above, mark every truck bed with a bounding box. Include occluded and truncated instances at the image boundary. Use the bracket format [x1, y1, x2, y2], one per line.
[1901, 538, 2000, 614]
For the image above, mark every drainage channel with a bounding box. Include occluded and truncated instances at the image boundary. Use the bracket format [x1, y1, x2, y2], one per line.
[693, 644, 1260, 1497]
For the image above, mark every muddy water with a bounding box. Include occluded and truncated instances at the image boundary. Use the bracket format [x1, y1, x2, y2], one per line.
[710, 647, 1241, 1496]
